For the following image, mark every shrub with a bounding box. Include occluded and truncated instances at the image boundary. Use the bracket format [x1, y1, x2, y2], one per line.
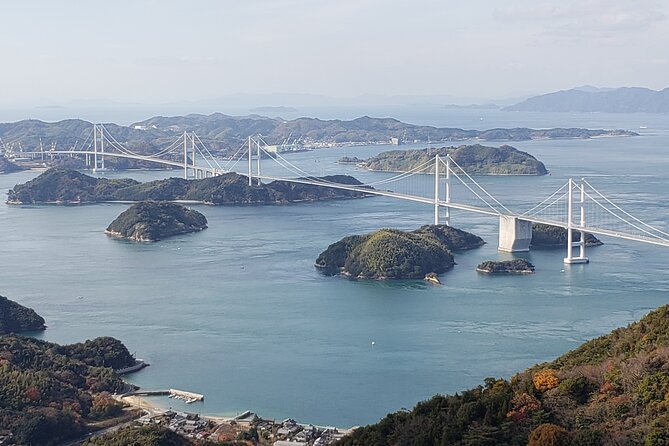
[637, 371, 669, 405]
[528, 423, 571, 446]
[534, 369, 560, 392]
[558, 377, 593, 403]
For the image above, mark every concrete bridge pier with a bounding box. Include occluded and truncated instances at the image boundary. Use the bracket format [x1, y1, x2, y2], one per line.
[498, 216, 532, 252]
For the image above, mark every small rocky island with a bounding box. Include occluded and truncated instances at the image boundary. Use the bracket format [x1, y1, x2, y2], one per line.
[531, 223, 603, 248]
[476, 259, 535, 274]
[106, 201, 208, 242]
[0, 295, 46, 334]
[424, 272, 442, 284]
[7, 168, 370, 205]
[337, 156, 366, 164]
[353, 144, 548, 175]
[316, 224, 484, 280]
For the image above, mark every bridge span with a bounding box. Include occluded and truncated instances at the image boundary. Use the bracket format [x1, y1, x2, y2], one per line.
[8, 126, 669, 264]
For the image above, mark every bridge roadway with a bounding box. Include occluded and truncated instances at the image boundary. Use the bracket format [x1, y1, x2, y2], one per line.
[19, 150, 221, 176]
[258, 176, 669, 248]
[522, 217, 669, 248]
[256, 174, 501, 216]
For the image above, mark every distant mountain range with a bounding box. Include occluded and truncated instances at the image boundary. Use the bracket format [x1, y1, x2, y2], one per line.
[504, 87, 669, 113]
[0, 114, 636, 157]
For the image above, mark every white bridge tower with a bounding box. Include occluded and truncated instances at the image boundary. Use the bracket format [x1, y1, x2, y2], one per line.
[92, 124, 105, 172]
[564, 178, 589, 264]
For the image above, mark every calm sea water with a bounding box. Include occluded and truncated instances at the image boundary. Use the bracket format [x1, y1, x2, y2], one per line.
[1, 110, 668, 427]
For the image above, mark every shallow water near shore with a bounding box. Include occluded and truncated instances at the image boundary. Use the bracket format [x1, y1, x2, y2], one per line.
[1, 110, 669, 427]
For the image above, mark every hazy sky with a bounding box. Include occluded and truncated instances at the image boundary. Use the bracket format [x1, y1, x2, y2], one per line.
[1, 0, 668, 105]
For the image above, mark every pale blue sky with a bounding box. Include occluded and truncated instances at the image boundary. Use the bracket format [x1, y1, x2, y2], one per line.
[1, 0, 667, 105]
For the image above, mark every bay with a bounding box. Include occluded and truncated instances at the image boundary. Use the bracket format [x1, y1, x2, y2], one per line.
[0, 110, 668, 427]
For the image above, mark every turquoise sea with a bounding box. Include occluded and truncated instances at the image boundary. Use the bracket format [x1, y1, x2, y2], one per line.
[1, 109, 668, 427]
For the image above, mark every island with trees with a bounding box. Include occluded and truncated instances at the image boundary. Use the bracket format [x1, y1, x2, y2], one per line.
[106, 201, 208, 242]
[0, 295, 46, 334]
[476, 259, 536, 274]
[0, 115, 638, 163]
[6, 168, 371, 205]
[315, 224, 485, 280]
[531, 223, 603, 248]
[355, 144, 548, 175]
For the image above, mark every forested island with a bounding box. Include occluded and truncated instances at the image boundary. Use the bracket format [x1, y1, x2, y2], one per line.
[355, 144, 548, 175]
[6, 168, 370, 205]
[106, 201, 208, 242]
[315, 225, 484, 279]
[0, 295, 45, 334]
[531, 223, 603, 248]
[476, 259, 535, 274]
[338, 302, 669, 445]
[0, 115, 637, 161]
[0, 334, 136, 445]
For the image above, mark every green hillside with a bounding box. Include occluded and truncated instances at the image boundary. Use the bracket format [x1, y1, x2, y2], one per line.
[0, 335, 135, 445]
[338, 304, 669, 445]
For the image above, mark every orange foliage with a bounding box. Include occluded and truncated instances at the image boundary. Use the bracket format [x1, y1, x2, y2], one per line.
[533, 369, 560, 391]
[92, 392, 118, 417]
[507, 392, 542, 422]
[599, 381, 616, 394]
[528, 423, 571, 446]
[24, 387, 41, 402]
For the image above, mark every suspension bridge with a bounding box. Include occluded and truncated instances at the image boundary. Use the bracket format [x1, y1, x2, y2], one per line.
[10, 125, 669, 264]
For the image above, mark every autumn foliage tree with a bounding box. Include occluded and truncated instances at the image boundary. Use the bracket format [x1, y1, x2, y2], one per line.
[533, 369, 560, 391]
[528, 423, 571, 446]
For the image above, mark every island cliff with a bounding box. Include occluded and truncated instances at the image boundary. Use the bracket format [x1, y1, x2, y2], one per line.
[359, 144, 548, 175]
[106, 201, 208, 242]
[316, 225, 484, 279]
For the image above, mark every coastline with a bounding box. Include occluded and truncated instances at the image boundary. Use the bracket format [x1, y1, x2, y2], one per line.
[117, 391, 356, 432]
